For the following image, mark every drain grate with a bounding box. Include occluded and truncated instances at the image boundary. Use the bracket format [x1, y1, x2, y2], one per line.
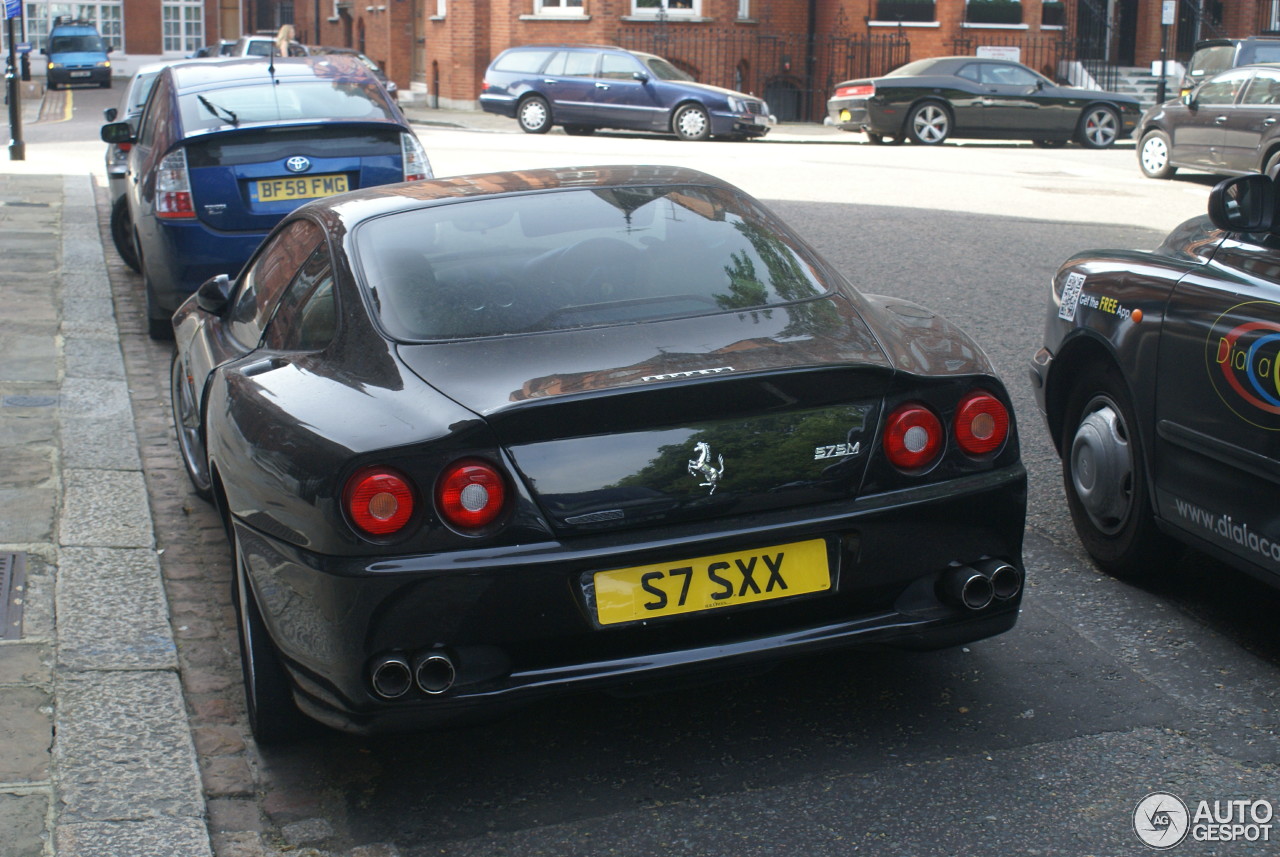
[1, 552, 26, 640]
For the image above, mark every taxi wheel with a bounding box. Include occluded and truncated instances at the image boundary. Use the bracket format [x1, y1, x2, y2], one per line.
[517, 96, 552, 134]
[906, 102, 950, 145]
[1139, 130, 1177, 179]
[1077, 105, 1120, 149]
[1061, 363, 1174, 579]
[110, 196, 141, 272]
[234, 537, 306, 745]
[169, 352, 213, 500]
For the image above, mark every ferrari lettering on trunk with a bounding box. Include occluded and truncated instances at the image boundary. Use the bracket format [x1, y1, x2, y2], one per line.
[592, 539, 831, 625]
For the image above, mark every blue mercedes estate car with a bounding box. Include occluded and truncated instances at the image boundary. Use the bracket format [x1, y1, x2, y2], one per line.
[102, 55, 432, 338]
[480, 44, 772, 141]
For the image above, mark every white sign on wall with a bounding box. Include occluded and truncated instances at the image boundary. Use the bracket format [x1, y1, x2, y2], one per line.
[976, 46, 1022, 62]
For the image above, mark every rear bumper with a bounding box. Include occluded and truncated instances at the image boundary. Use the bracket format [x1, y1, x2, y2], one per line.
[235, 465, 1027, 734]
[828, 97, 869, 132]
[139, 217, 265, 315]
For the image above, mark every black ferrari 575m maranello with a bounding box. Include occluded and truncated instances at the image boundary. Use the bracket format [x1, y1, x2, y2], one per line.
[1030, 174, 1280, 586]
[828, 56, 1140, 148]
[170, 165, 1026, 741]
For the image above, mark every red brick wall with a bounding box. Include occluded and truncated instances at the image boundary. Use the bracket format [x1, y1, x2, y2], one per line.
[126, 0, 164, 54]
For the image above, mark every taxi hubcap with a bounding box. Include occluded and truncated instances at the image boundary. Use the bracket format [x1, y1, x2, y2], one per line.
[1070, 397, 1133, 534]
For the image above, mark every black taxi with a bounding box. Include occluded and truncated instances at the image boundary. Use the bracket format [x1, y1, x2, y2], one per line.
[1030, 174, 1280, 585]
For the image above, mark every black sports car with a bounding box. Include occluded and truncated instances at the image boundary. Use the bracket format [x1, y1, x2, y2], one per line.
[170, 165, 1027, 741]
[1030, 173, 1280, 584]
[828, 56, 1141, 148]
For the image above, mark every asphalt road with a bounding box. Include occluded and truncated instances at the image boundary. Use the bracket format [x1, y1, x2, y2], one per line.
[23, 84, 1280, 857]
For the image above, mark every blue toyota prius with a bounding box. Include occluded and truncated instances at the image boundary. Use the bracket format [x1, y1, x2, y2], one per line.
[102, 55, 432, 338]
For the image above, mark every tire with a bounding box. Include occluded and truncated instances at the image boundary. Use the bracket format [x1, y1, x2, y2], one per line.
[517, 95, 552, 134]
[906, 102, 950, 145]
[169, 352, 213, 500]
[1138, 129, 1177, 179]
[110, 196, 140, 272]
[1264, 150, 1280, 180]
[1077, 105, 1121, 149]
[1060, 363, 1175, 578]
[563, 124, 596, 136]
[234, 535, 306, 744]
[672, 103, 711, 141]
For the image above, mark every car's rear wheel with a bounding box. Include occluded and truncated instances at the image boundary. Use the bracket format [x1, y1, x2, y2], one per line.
[1077, 105, 1121, 149]
[1138, 130, 1177, 178]
[563, 124, 596, 136]
[1061, 363, 1174, 578]
[234, 536, 306, 744]
[906, 102, 950, 145]
[110, 196, 140, 272]
[673, 104, 711, 141]
[517, 95, 552, 134]
[169, 352, 213, 500]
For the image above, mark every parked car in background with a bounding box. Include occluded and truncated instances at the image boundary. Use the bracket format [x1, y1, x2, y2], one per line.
[169, 163, 1026, 741]
[308, 45, 397, 99]
[1030, 173, 1280, 586]
[189, 40, 236, 58]
[1136, 64, 1280, 180]
[1181, 36, 1280, 97]
[42, 16, 112, 89]
[480, 44, 772, 140]
[231, 34, 308, 57]
[103, 61, 181, 271]
[828, 56, 1141, 148]
[101, 55, 431, 338]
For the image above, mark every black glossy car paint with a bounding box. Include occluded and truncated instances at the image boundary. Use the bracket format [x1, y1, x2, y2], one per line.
[1031, 198, 1280, 585]
[174, 165, 1026, 736]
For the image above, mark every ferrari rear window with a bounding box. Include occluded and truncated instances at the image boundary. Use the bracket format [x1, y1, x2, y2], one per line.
[355, 185, 831, 341]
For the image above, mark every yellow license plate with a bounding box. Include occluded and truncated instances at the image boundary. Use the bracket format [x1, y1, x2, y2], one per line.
[592, 538, 830, 626]
[840, 109, 851, 122]
[253, 174, 348, 202]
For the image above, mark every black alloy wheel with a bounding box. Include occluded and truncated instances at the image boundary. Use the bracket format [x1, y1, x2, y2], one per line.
[169, 353, 213, 500]
[517, 95, 552, 134]
[110, 195, 140, 272]
[1138, 129, 1177, 179]
[906, 102, 950, 145]
[1061, 363, 1174, 578]
[1077, 105, 1121, 149]
[673, 103, 711, 141]
[234, 536, 306, 744]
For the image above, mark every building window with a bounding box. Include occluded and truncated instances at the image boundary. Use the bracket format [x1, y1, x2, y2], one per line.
[737, 0, 749, 18]
[873, 0, 935, 22]
[538, 0, 584, 12]
[965, 0, 1022, 25]
[1041, 1, 1064, 27]
[435, 0, 446, 16]
[162, 0, 204, 54]
[633, 0, 699, 16]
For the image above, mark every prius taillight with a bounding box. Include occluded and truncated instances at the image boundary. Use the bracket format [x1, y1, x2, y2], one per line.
[155, 147, 196, 220]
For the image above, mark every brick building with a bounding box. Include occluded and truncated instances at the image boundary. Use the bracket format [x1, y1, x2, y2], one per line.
[12, 1, 1280, 118]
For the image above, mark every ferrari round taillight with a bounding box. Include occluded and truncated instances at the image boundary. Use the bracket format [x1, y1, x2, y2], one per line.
[953, 392, 1010, 456]
[883, 404, 944, 470]
[436, 459, 507, 530]
[345, 468, 416, 537]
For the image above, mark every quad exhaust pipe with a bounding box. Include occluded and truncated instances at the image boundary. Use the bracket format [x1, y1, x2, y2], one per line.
[370, 649, 456, 699]
[940, 561, 1022, 612]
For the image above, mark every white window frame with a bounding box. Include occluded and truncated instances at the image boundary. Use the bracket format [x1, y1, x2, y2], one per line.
[435, 0, 446, 17]
[632, 0, 700, 16]
[738, 0, 750, 18]
[162, 0, 204, 56]
[537, 0, 584, 13]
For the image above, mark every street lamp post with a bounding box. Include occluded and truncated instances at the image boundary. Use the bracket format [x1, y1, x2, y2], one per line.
[5, 0, 25, 162]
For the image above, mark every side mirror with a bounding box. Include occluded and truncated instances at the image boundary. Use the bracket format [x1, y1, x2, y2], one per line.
[103, 106, 118, 122]
[196, 274, 232, 315]
[100, 121, 135, 144]
[632, 71, 650, 83]
[1182, 91, 1195, 108]
[1208, 174, 1277, 232]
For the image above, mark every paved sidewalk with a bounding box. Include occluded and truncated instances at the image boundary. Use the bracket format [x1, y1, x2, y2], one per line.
[0, 160, 212, 856]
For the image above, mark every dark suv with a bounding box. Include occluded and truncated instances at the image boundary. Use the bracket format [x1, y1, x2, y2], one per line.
[480, 44, 772, 141]
[1182, 37, 1280, 96]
